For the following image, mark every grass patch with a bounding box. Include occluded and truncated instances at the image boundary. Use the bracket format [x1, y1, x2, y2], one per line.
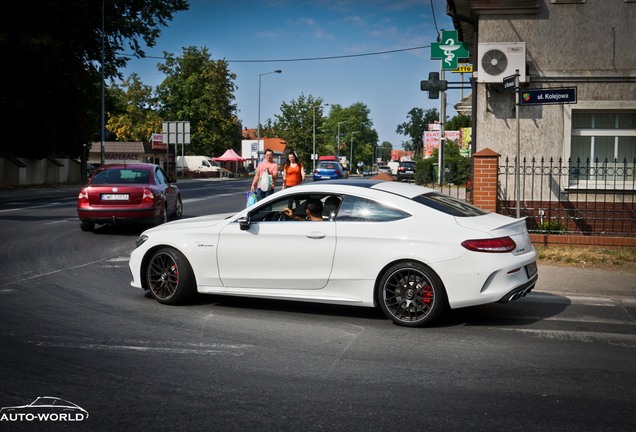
[536, 246, 636, 270]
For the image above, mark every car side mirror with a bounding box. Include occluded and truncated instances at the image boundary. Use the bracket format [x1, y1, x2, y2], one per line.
[169, 177, 177, 184]
[238, 216, 251, 231]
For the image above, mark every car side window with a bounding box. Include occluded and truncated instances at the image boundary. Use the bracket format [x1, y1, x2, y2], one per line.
[335, 195, 410, 222]
[155, 168, 167, 185]
[249, 194, 335, 222]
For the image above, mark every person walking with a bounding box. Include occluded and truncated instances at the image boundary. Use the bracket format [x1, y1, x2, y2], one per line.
[282, 151, 305, 190]
[251, 149, 279, 201]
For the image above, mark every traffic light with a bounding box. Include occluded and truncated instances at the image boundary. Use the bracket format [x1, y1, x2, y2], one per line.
[420, 72, 448, 99]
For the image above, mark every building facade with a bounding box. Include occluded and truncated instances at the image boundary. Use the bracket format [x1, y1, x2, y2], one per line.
[447, 0, 635, 195]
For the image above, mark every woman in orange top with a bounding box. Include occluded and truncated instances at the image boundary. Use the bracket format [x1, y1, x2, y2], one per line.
[282, 151, 305, 189]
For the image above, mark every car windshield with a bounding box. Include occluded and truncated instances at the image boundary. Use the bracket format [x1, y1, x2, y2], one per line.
[412, 192, 488, 217]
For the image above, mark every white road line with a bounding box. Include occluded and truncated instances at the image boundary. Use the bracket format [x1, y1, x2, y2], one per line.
[28, 341, 251, 356]
[499, 328, 636, 348]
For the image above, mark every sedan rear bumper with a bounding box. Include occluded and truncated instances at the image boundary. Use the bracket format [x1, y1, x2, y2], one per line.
[497, 274, 538, 303]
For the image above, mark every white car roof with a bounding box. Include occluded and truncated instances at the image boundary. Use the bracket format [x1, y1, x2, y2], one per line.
[290, 179, 435, 199]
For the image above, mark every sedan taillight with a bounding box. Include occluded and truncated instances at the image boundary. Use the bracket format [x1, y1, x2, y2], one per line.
[142, 189, 155, 204]
[461, 237, 516, 253]
[78, 189, 89, 204]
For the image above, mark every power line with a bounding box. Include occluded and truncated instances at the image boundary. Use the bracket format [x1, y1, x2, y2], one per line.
[429, 0, 440, 35]
[118, 45, 430, 63]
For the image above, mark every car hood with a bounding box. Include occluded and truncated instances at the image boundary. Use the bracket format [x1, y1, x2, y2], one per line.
[146, 212, 236, 233]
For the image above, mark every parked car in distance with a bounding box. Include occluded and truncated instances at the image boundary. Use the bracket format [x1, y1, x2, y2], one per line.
[129, 180, 538, 327]
[313, 160, 346, 181]
[397, 160, 417, 182]
[77, 163, 182, 232]
[378, 165, 392, 175]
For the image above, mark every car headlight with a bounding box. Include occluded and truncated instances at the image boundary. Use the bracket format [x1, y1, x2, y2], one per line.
[135, 235, 149, 248]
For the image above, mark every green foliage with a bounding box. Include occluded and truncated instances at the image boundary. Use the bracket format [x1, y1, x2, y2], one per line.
[1, 0, 188, 158]
[107, 74, 162, 142]
[415, 140, 471, 186]
[156, 47, 241, 157]
[537, 220, 568, 234]
[377, 141, 393, 162]
[446, 114, 472, 131]
[272, 94, 326, 166]
[319, 103, 379, 165]
[396, 108, 438, 157]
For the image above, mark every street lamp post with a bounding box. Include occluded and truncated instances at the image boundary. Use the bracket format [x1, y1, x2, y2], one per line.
[350, 131, 360, 174]
[312, 103, 328, 171]
[257, 70, 282, 155]
[337, 121, 347, 159]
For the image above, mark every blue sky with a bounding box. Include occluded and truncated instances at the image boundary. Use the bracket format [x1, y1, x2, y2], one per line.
[120, 0, 466, 148]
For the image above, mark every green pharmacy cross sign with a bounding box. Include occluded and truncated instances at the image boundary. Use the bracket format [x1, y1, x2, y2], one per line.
[431, 30, 470, 71]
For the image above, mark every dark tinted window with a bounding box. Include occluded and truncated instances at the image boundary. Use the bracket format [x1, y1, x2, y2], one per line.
[412, 192, 488, 217]
[317, 162, 341, 170]
[336, 196, 410, 222]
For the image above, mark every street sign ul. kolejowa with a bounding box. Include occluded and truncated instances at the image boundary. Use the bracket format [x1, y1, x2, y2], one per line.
[520, 88, 577, 105]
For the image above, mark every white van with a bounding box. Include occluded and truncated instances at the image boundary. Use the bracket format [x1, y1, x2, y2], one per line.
[387, 161, 400, 175]
[176, 156, 221, 173]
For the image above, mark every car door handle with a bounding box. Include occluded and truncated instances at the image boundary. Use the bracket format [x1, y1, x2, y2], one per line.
[305, 232, 326, 239]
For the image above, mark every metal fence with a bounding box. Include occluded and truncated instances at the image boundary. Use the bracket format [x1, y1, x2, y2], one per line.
[415, 156, 636, 237]
[498, 157, 636, 236]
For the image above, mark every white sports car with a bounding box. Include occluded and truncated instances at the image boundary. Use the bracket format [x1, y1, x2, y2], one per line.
[129, 180, 538, 327]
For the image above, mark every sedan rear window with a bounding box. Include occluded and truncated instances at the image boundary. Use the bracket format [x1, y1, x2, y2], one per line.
[413, 193, 488, 217]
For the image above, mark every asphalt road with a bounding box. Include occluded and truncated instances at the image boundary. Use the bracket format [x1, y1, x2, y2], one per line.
[0, 179, 634, 431]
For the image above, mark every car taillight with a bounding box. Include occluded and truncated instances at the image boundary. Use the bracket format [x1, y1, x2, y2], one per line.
[461, 236, 516, 253]
[142, 189, 155, 204]
[78, 189, 89, 204]
[335, 170, 341, 174]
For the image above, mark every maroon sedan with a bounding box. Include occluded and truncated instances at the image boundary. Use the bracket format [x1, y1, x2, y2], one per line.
[77, 163, 182, 231]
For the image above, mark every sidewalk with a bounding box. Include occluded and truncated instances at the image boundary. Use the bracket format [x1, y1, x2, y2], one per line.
[535, 264, 636, 299]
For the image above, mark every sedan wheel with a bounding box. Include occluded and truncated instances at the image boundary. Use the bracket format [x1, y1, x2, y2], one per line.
[173, 197, 183, 220]
[378, 262, 447, 327]
[145, 248, 195, 305]
[155, 204, 168, 226]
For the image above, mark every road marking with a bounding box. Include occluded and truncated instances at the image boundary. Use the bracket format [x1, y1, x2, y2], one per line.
[28, 340, 251, 356]
[499, 328, 636, 348]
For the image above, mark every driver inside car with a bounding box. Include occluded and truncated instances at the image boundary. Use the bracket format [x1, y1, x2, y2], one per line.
[284, 198, 324, 221]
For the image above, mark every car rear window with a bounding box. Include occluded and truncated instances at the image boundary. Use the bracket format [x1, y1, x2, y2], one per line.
[317, 162, 339, 169]
[412, 192, 488, 217]
[91, 168, 150, 185]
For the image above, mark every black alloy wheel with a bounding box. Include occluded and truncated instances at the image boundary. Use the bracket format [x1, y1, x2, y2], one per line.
[378, 262, 447, 327]
[145, 247, 195, 305]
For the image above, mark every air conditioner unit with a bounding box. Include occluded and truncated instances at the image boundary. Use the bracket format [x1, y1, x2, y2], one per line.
[476, 42, 527, 83]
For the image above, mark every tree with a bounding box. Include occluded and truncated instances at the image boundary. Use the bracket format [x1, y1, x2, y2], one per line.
[396, 107, 439, 156]
[322, 103, 378, 168]
[0, 0, 188, 158]
[273, 94, 326, 165]
[446, 114, 472, 131]
[156, 46, 241, 157]
[377, 141, 393, 163]
[107, 74, 162, 142]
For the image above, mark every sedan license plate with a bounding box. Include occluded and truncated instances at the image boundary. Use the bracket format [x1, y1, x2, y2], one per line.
[321, 176, 331, 179]
[525, 261, 538, 278]
[101, 194, 129, 201]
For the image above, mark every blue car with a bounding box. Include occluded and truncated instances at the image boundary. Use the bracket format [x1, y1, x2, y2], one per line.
[313, 161, 346, 181]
